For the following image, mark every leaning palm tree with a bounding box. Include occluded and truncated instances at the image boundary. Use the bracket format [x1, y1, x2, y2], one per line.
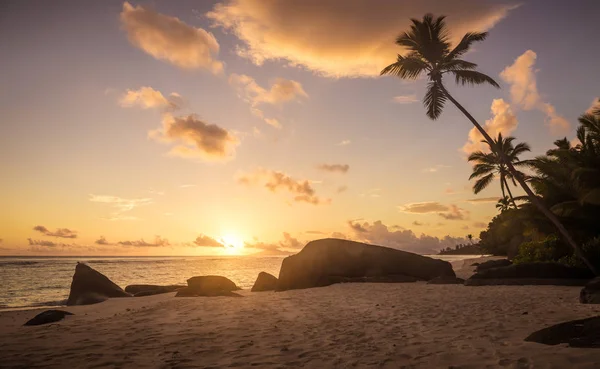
[468, 133, 530, 208]
[381, 14, 597, 274]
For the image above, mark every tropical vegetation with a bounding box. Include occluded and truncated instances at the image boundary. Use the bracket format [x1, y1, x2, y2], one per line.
[382, 13, 597, 273]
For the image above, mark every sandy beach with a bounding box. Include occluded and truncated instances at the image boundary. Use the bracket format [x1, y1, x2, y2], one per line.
[1, 259, 600, 369]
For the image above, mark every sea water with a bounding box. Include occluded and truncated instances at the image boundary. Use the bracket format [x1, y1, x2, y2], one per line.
[0, 254, 479, 309]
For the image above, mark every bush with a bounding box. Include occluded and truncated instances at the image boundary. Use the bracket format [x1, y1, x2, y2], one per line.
[513, 235, 571, 264]
[559, 237, 600, 269]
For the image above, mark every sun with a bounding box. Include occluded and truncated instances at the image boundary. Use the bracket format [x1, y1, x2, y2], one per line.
[219, 234, 244, 253]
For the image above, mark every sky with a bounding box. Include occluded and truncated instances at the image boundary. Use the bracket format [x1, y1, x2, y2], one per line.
[1, 0, 598, 256]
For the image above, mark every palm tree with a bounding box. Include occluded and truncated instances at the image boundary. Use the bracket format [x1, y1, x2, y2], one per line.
[467, 133, 530, 208]
[496, 197, 511, 212]
[380, 14, 597, 274]
[467, 234, 473, 244]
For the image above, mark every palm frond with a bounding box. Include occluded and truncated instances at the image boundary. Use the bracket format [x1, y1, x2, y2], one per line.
[451, 70, 500, 88]
[469, 163, 495, 179]
[442, 59, 477, 71]
[473, 172, 494, 194]
[423, 81, 447, 120]
[447, 32, 488, 60]
[380, 53, 429, 79]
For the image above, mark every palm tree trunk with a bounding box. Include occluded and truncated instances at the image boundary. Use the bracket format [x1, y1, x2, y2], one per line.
[502, 176, 518, 209]
[440, 84, 599, 275]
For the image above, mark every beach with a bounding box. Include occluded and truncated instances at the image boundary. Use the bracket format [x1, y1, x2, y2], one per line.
[2, 259, 600, 368]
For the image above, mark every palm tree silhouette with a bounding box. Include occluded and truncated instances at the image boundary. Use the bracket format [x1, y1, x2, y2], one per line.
[496, 197, 511, 212]
[468, 133, 530, 209]
[380, 14, 597, 274]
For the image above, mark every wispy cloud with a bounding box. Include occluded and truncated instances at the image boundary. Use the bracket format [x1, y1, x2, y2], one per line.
[229, 73, 308, 128]
[33, 225, 77, 239]
[438, 205, 470, 220]
[337, 140, 351, 146]
[399, 202, 449, 214]
[466, 197, 500, 204]
[238, 168, 330, 205]
[336, 185, 348, 194]
[316, 164, 349, 173]
[422, 165, 451, 173]
[393, 94, 418, 104]
[121, 2, 223, 73]
[89, 194, 152, 221]
[119, 87, 182, 111]
[118, 236, 170, 247]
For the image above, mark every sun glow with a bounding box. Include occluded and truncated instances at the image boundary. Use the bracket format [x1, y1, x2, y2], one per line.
[219, 234, 245, 251]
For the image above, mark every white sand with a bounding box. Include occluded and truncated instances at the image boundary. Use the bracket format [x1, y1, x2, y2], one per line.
[2, 260, 600, 368]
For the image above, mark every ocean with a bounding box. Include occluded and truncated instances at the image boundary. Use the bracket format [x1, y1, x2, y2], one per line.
[0, 254, 477, 310]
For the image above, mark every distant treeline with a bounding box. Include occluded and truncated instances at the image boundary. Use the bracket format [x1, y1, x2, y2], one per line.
[438, 243, 482, 255]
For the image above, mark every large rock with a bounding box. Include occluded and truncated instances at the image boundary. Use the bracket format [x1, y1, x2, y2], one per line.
[251, 272, 278, 292]
[475, 259, 512, 272]
[580, 277, 600, 304]
[525, 316, 600, 348]
[175, 276, 241, 297]
[466, 262, 593, 286]
[276, 238, 455, 291]
[24, 310, 74, 326]
[66, 263, 131, 305]
[125, 284, 185, 297]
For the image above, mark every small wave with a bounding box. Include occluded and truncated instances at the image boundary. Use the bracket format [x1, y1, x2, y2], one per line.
[0, 261, 40, 266]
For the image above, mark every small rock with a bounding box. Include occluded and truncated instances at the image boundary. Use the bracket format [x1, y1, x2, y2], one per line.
[24, 310, 74, 326]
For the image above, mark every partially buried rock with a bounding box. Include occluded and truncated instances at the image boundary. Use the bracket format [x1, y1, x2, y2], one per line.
[175, 275, 242, 297]
[466, 262, 593, 286]
[277, 238, 455, 291]
[475, 259, 512, 272]
[24, 310, 74, 326]
[251, 272, 278, 292]
[427, 276, 465, 285]
[67, 263, 131, 306]
[125, 284, 185, 297]
[580, 277, 600, 304]
[525, 316, 600, 348]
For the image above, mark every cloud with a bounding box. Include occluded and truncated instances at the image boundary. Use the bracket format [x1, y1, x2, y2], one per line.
[399, 202, 449, 214]
[90, 195, 152, 220]
[118, 236, 170, 247]
[345, 220, 469, 254]
[193, 235, 224, 247]
[473, 221, 488, 228]
[27, 238, 74, 247]
[207, 0, 513, 78]
[120, 2, 223, 73]
[95, 236, 112, 245]
[229, 74, 307, 128]
[360, 188, 382, 198]
[337, 140, 351, 146]
[393, 94, 418, 104]
[462, 98, 518, 154]
[33, 225, 77, 239]
[245, 232, 303, 254]
[336, 185, 348, 194]
[422, 165, 451, 173]
[237, 168, 330, 205]
[412, 221, 427, 226]
[438, 204, 469, 220]
[149, 114, 239, 161]
[466, 197, 500, 203]
[119, 87, 182, 110]
[306, 230, 327, 235]
[500, 50, 569, 134]
[316, 164, 349, 173]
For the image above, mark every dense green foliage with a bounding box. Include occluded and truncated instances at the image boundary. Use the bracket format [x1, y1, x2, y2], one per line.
[477, 103, 600, 269]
